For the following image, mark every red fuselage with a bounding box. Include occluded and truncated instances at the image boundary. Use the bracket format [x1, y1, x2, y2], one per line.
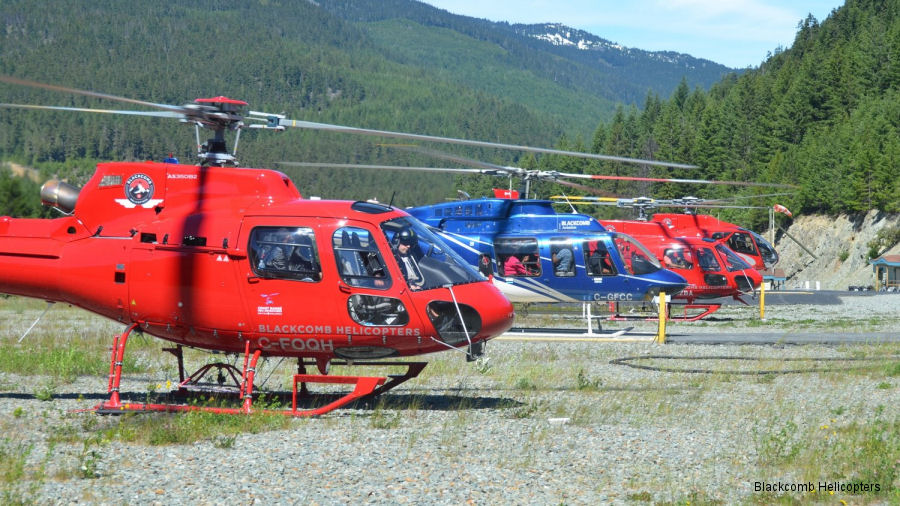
[599, 219, 762, 302]
[0, 161, 514, 359]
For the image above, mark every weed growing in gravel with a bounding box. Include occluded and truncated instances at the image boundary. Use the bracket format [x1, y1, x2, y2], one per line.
[574, 368, 602, 390]
[754, 419, 800, 466]
[0, 437, 48, 503]
[508, 400, 543, 419]
[370, 401, 401, 429]
[34, 381, 56, 401]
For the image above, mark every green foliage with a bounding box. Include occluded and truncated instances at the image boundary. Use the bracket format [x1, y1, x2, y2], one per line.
[867, 226, 900, 258]
[1, 0, 895, 219]
[574, 368, 602, 391]
[581, 0, 900, 223]
[0, 0, 726, 212]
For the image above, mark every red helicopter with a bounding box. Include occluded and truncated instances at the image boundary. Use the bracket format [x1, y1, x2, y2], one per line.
[554, 195, 796, 319]
[560, 195, 792, 271]
[595, 221, 763, 320]
[0, 76, 587, 416]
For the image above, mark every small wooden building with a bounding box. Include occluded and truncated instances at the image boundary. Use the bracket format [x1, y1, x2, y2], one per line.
[760, 267, 786, 290]
[870, 255, 900, 291]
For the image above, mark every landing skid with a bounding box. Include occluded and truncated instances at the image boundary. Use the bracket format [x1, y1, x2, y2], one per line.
[94, 325, 426, 417]
[605, 302, 722, 322]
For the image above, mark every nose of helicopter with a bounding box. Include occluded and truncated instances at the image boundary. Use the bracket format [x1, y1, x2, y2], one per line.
[747, 268, 764, 289]
[456, 281, 515, 339]
[654, 269, 689, 297]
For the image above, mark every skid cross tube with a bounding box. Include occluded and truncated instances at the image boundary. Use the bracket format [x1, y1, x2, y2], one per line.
[292, 375, 386, 416]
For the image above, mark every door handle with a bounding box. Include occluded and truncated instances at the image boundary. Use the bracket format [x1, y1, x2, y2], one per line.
[247, 274, 260, 284]
[338, 283, 351, 294]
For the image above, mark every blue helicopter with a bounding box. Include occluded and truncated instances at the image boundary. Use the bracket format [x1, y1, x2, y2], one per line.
[403, 194, 688, 304]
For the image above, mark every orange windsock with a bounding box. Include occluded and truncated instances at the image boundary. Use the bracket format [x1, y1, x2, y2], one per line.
[773, 204, 792, 217]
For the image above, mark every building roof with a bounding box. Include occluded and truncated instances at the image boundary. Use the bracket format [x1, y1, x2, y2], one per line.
[760, 268, 786, 280]
[870, 255, 900, 267]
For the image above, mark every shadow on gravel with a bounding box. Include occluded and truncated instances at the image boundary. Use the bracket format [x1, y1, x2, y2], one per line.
[0, 389, 522, 413]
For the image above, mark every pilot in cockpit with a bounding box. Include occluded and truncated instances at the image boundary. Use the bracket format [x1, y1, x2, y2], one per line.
[393, 228, 424, 289]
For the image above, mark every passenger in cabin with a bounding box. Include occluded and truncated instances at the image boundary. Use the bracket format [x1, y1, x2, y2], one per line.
[522, 254, 540, 274]
[478, 254, 493, 277]
[664, 249, 691, 269]
[553, 247, 574, 276]
[503, 254, 528, 276]
[587, 242, 615, 275]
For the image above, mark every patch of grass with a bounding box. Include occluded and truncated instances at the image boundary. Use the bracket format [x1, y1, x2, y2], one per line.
[885, 361, 900, 377]
[0, 437, 45, 503]
[627, 490, 653, 502]
[96, 408, 293, 446]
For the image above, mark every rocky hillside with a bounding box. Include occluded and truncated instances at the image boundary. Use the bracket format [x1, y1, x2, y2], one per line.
[775, 211, 900, 290]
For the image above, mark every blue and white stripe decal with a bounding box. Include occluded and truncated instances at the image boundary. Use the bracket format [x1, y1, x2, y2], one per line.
[492, 276, 578, 303]
[436, 230, 489, 255]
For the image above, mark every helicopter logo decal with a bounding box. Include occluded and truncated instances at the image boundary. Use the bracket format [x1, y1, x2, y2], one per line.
[115, 173, 163, 208]
[257, 292, 283, 315]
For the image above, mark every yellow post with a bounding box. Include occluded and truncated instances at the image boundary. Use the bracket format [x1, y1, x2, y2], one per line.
[656, 291, 667, 344]
[759, 281, 766, 320]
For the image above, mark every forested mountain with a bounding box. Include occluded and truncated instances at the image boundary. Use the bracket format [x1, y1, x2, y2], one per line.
[0, 0, 730, 213]
[550, 0, 899, 229]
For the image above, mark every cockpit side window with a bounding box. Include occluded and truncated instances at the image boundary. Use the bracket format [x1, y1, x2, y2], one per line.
[381, 217, 482, 291]
[715, 244, 751, 272]
[728, 232, 757, 255]
[612, 233, 661, 275]
[663, 247, 694, 270]
[333, 227, 391, 289]
[751, 231, 779, 266]
[583, 240, 616, 276]
[249, 227, 322, 282]
[696, 247, 722, 271]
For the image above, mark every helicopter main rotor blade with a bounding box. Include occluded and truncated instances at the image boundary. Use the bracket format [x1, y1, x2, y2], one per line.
[277, 161, 498, 176]
[550, 171, 797, 189]
[0, 75, 183, 114]
[258, 116, 697, 169]
[391, 145, 795, 189]
[552, 179, 617, 197]
[0, 102, 182, 118]
[551, 195, 772, 210]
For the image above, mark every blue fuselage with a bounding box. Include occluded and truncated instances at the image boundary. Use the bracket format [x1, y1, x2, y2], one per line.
[406, 199, 686, 303]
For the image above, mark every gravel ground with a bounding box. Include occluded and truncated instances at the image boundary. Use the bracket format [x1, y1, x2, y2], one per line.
[1, 295, 899, 504]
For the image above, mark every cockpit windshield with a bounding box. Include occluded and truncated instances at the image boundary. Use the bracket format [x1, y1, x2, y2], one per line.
[381, 217, 482, 291]
[750, 231, 779, 267]
[611, 233, 662, 275]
